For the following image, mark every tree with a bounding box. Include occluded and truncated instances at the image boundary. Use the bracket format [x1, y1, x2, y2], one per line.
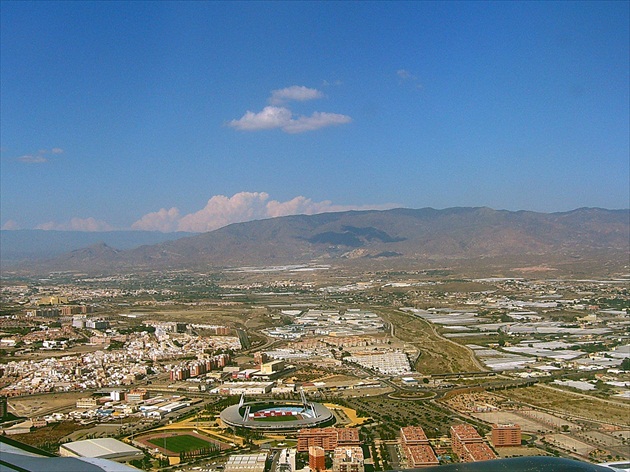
[621, 357, 630, 371]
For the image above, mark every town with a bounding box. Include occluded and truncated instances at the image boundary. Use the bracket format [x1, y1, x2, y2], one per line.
[0, 267, 628, 471]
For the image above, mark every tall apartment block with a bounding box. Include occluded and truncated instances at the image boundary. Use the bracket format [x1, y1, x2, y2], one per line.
[309, 446, 326, 471]
[491, 423, 522, 447]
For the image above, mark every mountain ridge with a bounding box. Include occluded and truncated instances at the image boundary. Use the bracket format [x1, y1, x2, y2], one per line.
[0, 230, 196, 264]
[3, 207, 629, 274]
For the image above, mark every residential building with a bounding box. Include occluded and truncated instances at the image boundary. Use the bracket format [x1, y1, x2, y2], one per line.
[337, 428, 361, 447]
[491, 424, 521, 447]
[210, 382, 273, 396]
[76, 398, 97, 409]
[333, 447, 364, 472]
[125, 389, 147, 402]
[400, 426, 429, 445]
[309, 446, 325, 471]
[403, 445, 439, 468]
[450, 424, 496, 463]
[298, 428, 339, 452]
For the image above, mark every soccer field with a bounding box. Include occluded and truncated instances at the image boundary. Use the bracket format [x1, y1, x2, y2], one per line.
[148, 434, 215, 453]
[253, 415, 299, 422]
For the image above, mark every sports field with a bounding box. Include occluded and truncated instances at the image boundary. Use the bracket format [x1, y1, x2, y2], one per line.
[147, 434, 215, 453]
[253, 415, 299, 422]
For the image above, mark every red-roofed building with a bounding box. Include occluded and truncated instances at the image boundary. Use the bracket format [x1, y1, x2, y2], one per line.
[337, 428, 360, 447]
[400, 426, 429, 445]
[450, 424, 496, 463]
[461, 442, 496, 462]
[404, 445, 439, 468]
[298, 428, 360, 452]
[298, 428, 339, 452]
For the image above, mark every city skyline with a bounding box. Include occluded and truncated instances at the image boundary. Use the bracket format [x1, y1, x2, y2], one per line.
[1, 1, 628, 232]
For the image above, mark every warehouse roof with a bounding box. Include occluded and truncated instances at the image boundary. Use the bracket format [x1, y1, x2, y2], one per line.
[59, 438, 142, 461]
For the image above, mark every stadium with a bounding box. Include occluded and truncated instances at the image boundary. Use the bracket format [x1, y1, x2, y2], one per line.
[220, 392, 334, 431]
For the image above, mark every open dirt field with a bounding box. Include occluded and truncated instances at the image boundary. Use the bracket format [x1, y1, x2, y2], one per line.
[544, 433, 595, 457]
[377, 308, 482, 374]
[612, 430, 630, 441]
[500, 385, 630, 427]
[471, 411, 554, 434]
[494, 446, 550, 458]
[8, 391, 87, 417]
[10, 421, 85, 450]
[324, 403, 369, 426]
[582, 430, 625, 448]
[145, 305, 272, 330]
[516, 409, 580, 431]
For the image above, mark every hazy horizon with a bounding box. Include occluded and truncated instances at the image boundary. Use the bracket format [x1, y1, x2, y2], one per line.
[0, 204, 629, 234]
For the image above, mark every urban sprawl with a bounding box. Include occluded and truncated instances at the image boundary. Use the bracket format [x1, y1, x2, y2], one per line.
[0, 268, 628, 471]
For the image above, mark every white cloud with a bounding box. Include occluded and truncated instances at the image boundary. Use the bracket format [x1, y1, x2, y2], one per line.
[322, 79, 343, 87]
[230, 86, 351, 133]
[177, 192, 271, 232]
[28, 193, 398, 234]
[36, 217, 114, 232]
[16, 147, 64, 164]
[265, 196, 332, 217]
[269, 86, 324, 105]
[131, 207, 181, 232]
[396, 69, 423, 89]
[228, 106, 293, 131]
[133, 192, 399, 233]
[229, 107, 351, 133]
[282, 111, 352, 133]
[17, 154, 48, 164]
[1, 220, 20, 230]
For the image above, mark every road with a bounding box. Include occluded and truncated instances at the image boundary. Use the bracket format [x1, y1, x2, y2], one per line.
[385, 442, 401, 469]
[268, 449, 281, 472]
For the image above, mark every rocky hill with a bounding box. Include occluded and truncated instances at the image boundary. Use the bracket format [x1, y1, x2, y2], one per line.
[6, 207, 629, 274]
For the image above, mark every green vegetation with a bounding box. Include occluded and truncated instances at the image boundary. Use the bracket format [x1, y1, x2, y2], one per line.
[106, 340, 125, 350]
[338, 395, 457, 440]
[253, 415, 298, 422]
[147, 434, 215, 453]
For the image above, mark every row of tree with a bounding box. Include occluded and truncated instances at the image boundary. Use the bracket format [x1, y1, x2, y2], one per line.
[179, 444, 220, 461]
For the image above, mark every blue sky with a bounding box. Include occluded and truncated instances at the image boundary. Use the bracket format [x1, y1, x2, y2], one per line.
[1, 1, 628, 232]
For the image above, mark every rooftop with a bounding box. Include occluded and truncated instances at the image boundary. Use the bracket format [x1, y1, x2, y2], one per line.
[59, 438, 142, 460]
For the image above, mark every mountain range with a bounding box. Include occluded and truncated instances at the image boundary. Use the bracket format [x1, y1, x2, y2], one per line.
[0, 230, 194, 264]
[2, 207, 628, 274]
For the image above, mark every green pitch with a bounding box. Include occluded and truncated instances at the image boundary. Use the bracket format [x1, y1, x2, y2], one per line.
[253, 415, 299, 422]
[148, 434, 215, 453]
